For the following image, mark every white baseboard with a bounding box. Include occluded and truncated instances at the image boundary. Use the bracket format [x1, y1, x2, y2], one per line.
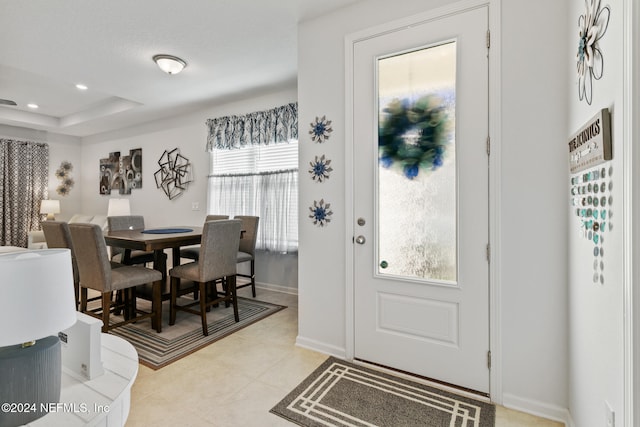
[502, 393, 571, 426]
[255, 281, 298, 295]
[295, 335, 346, 358]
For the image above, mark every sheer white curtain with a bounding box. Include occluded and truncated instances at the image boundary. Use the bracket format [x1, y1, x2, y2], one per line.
[208, 169, 298, 252]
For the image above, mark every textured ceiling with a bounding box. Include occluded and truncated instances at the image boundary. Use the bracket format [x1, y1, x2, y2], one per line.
[0, 0, 359, 138]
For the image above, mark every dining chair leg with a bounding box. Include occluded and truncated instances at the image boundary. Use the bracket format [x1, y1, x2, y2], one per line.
[74, 281, 80, 309]
[152, 280, 162, 332]
[223, 277, 230, 308]
[250, 260, 256, 297]
[114, 290, 123, 315]
[101, 292, 112, 333]
[199, 282, 208, 336]
[229, 275, 239, 322]
[169, 277, 178, 326]
[121, 289, 129, 321]
[80, 288, 88, 312]
[204, 281, 212, 312]
[130, 289, 137, 321]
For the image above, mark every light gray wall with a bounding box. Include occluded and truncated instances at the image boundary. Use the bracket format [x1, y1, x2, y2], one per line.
[567, 1, 627, 426]
[297, 0, 570, 420]
[499, 0, 569, 418]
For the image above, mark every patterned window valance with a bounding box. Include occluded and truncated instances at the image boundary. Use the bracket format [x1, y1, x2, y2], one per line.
[206, 102, 298, 151]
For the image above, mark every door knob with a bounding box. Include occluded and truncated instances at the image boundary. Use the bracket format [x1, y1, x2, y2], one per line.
[355, 235, 366, 245]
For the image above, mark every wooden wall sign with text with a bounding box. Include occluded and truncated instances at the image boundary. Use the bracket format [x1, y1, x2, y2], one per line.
[568, 108, 612, 174]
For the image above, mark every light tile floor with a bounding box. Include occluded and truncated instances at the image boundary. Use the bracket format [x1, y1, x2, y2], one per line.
[127, 288, 564, 427]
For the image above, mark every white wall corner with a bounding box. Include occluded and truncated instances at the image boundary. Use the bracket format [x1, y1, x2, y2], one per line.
[295, 336, 347, 359]
[502, 393, 571, 426]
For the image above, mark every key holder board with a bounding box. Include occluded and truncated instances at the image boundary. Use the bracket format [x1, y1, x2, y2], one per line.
[568, 108, 612, 174]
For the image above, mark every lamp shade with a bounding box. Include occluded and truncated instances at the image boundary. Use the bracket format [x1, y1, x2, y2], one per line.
[107, 198, 131, 217]
[39, 199, 60, 220]
[0, 249, 77, 346]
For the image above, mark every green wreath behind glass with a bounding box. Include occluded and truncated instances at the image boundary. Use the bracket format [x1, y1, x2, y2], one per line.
[379, 95, 450, 179]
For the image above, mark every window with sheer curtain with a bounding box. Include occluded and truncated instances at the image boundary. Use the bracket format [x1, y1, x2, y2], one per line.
[206, 103, 298, 253]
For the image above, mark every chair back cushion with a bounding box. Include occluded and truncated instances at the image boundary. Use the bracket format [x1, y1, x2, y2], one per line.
[199, 219, 242, 281]
[107, 216, 146, 259]
[107, 215, 146, 231]
[41, 221, 79, 284]
[69, 223, 112, 292]
[205, 215, 229, 221]
[234, 216, 259, 256]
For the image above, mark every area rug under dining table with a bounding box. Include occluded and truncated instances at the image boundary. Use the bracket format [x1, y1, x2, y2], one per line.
[271, 357, 495, 427]
[108, 296, 285, 369]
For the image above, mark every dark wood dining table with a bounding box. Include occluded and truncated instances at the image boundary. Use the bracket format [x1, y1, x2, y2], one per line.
[103, 226, 203, 280]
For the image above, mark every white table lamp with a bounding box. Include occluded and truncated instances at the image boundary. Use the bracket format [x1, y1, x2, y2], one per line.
[107, 198, 131, 217]
[0, 249, 77, 426]
[40, 199, 60, 220]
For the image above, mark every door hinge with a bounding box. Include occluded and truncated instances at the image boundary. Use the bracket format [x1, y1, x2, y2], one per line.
[486, 243, 490, 263]
[487, 351, 492, 369]
[486, 136, 490, 156]
[486, 30, 490, 48]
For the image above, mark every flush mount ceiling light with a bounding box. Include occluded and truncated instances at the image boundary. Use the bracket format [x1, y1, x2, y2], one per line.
[152, 54, 187, 75]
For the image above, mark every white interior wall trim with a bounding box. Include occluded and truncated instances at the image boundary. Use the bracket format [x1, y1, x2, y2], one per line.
[295, 336, 346, 359]
[622, 0, 637, 425]
[502, 393, 570, 426]
[255, 282, 298, 296]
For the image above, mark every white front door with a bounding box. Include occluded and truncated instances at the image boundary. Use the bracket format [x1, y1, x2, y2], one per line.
[351, 5, 490, 394]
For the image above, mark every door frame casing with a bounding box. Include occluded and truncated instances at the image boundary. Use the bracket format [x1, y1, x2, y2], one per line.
[344, 0, 503, 402]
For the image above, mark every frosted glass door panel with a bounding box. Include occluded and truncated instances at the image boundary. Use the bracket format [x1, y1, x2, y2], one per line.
[377, 42, 457, 283]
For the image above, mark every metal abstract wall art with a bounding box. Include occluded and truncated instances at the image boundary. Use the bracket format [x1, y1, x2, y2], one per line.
[154, 148, 192, 200]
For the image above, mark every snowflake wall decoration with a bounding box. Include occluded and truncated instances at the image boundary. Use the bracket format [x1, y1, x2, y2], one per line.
[309, 155, 333, 182]
[309, 199, 333, 227]
[577, 0, 610, 105]
[309, 116, 333, 143]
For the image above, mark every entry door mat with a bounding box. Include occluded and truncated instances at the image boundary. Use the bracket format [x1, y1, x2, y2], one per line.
[271, 357, 495, 427]
[109, 297, 285, 370]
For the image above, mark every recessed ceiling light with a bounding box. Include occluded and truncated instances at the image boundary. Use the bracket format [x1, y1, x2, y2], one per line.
[27, 103, 39, 109]
[75, 84, 88, 90]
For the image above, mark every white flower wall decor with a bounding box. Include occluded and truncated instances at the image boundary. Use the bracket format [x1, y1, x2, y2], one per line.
[577, 0, 610, 105]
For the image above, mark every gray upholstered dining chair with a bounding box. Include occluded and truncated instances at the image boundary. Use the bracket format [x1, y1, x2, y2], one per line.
[169, 219, 241, 336]
[179, 214, 229, 261]
[69, 223, 164, 333]
[41, 221, 80, 308]
[233, 215, 259, 297]
[107, 215, 155, 266]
